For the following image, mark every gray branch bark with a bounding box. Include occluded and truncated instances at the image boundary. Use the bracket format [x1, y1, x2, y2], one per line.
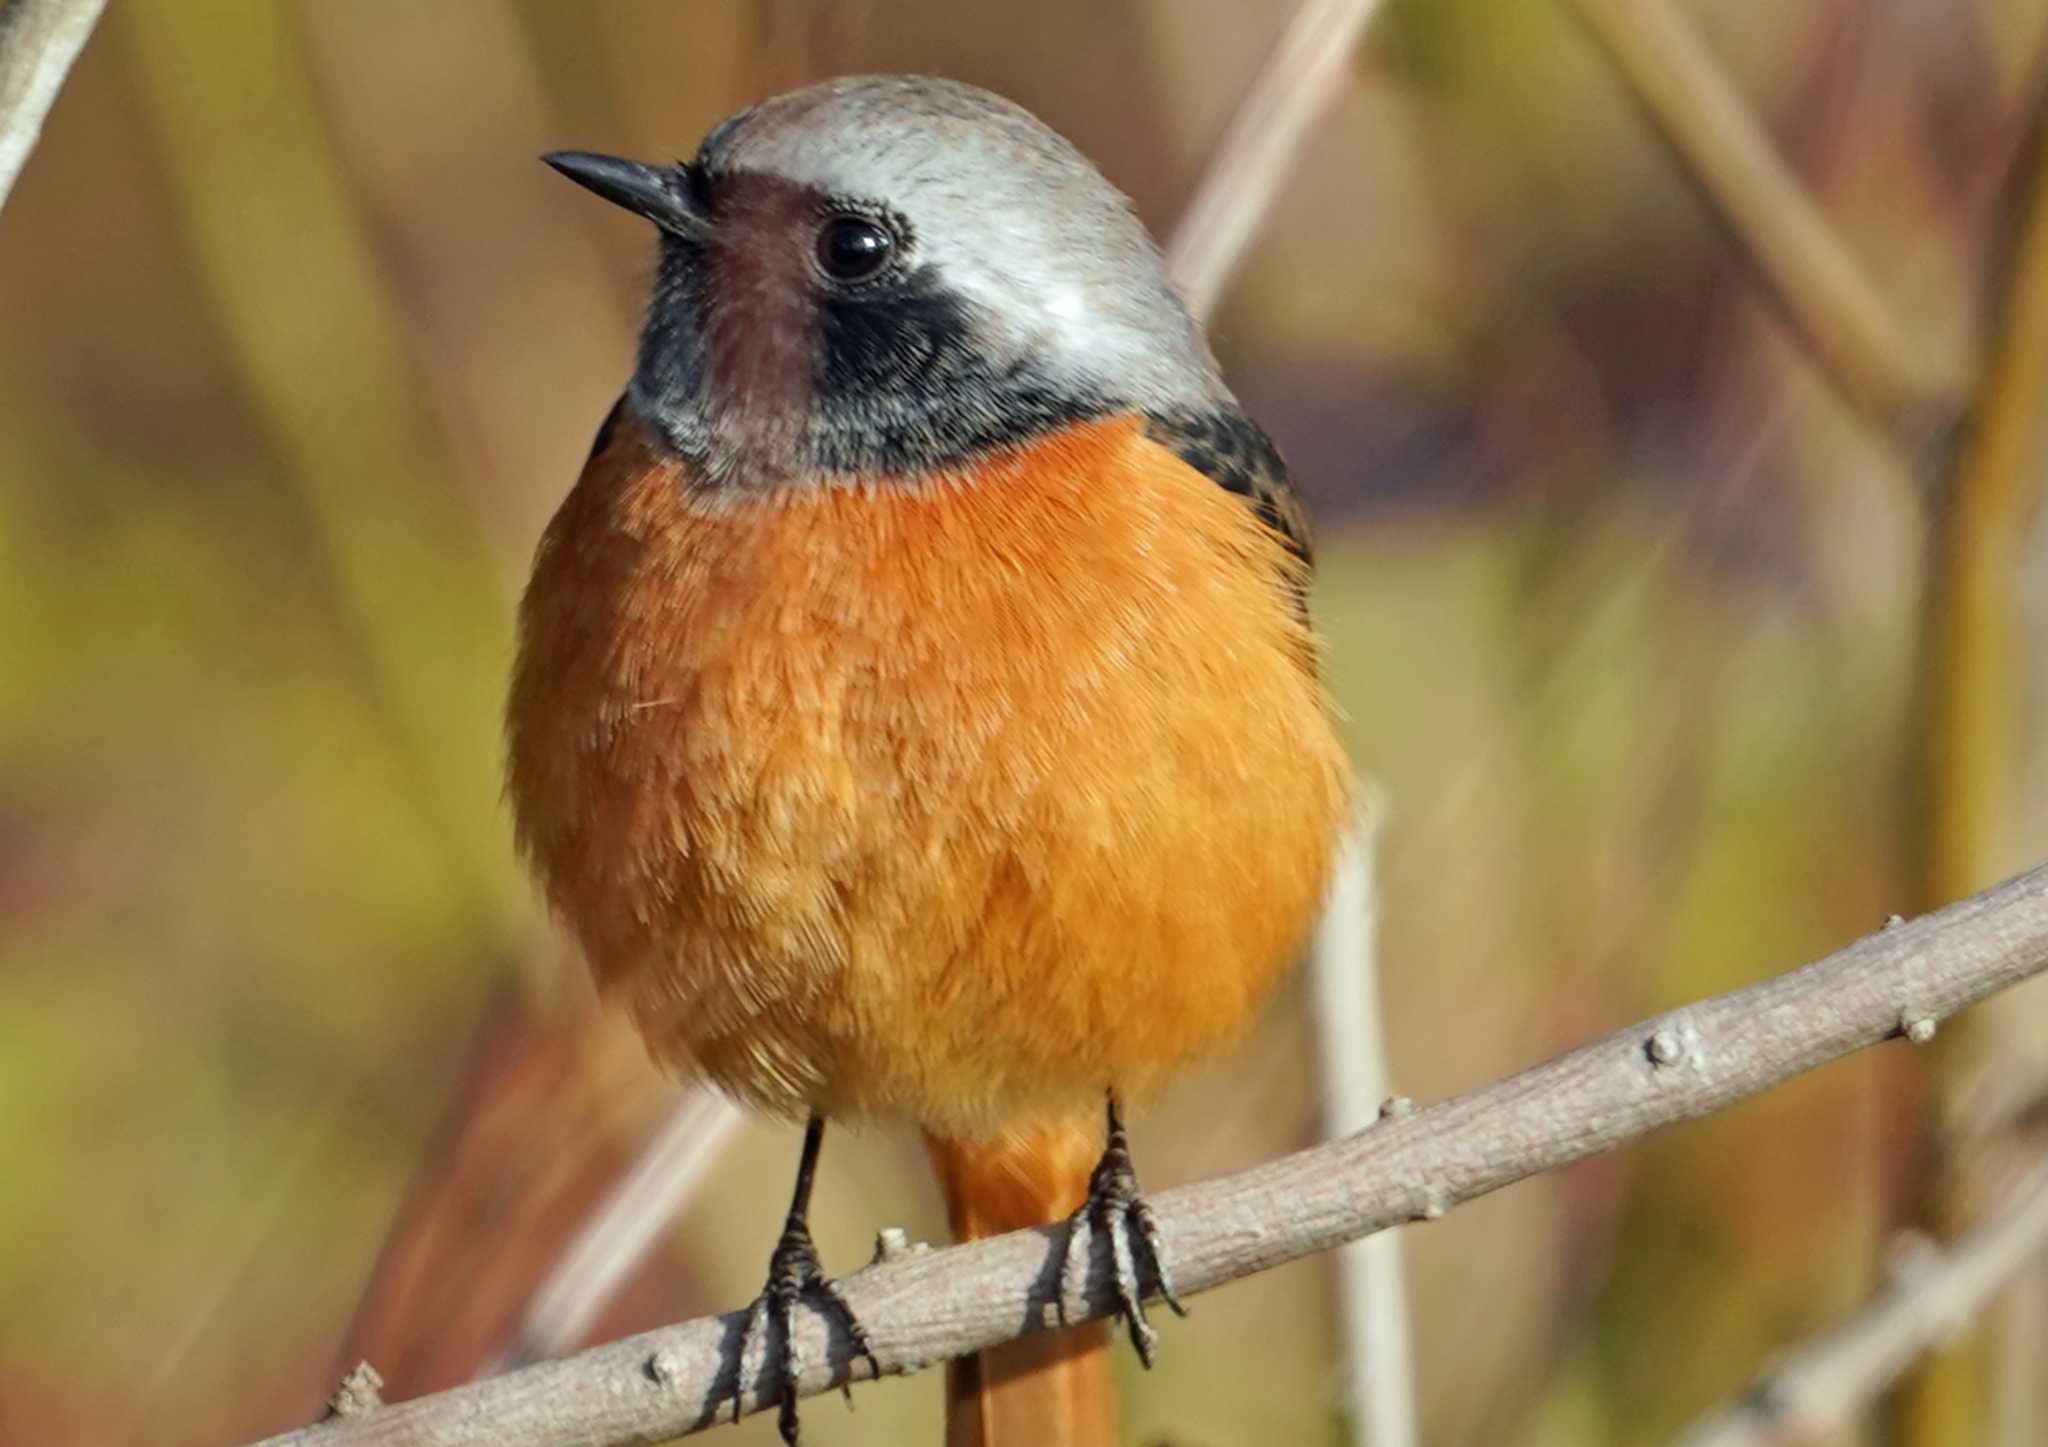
[0, 0, 107, 209]
[239, 860, 2048, 1447]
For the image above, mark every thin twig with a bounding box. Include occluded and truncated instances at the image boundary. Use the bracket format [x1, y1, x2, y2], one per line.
[0, 0, 107, 208]
[1165, 0, 1387, 321]
[1674, 1158, 2048, 1447]
[485, 1091, 747, 1373]
[1309, 789, 1416, 1447]
[1564, 0, 1965, 437]
[243, 858, 2048, 1447]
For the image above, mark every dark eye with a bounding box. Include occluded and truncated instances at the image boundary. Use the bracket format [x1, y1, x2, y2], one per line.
[815, 215, 894, 283]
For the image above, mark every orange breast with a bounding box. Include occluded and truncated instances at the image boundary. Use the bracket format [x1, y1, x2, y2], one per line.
[506, 410, 1351, 1140]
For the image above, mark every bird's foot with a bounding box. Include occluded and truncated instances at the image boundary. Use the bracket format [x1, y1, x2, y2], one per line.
[1061, 1118, 1188, 1366]
[725, 1217, 879, 1445]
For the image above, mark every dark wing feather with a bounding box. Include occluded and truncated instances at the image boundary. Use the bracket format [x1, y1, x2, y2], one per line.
[1142, 408, 1313, 571]
[584, 395, 627, 463]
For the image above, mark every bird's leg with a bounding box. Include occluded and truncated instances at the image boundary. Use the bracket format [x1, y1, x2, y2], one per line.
[726, 1115, 879, 1445]
[1063, 1091, 1188, 1366]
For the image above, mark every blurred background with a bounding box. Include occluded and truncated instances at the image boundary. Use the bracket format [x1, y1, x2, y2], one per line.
[5, 1, 2048, 1444]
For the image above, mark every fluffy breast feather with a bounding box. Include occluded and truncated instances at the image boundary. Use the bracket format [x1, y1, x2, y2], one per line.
[506, 409, 1351, 1139]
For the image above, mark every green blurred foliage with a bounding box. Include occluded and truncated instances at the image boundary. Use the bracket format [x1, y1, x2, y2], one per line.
[3, 2, 2046, 1445]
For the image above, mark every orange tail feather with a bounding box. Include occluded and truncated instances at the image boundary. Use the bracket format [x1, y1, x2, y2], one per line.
[927, 1118, 1115, 1447]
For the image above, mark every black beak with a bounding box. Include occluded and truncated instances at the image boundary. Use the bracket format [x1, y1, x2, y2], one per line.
[542, 151, 711, 240]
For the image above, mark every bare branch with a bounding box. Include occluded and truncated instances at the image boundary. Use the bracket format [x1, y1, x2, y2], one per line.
[0, 0, 106, 209]
[1165, 0, 1388, 321]
[242, 860, 2048, 1447]
[1674, 1158, 2048, 1447]
[1564, 0, 1965, 436]
[1309, 790, 1417, 1447]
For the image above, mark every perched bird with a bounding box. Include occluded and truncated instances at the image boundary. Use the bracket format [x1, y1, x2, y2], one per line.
[508, 74, 1351, 1445]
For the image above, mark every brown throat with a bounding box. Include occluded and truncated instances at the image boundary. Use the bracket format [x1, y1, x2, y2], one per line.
[698, 172, 826, 487]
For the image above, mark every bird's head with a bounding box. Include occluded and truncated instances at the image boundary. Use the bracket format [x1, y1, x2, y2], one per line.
[545, 74, 1226, 488]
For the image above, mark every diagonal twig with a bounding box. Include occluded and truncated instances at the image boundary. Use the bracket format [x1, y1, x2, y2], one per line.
[1564, 0, 1966, 437]
[1674, 1155, 2048, 1447]
[1165, 0, 1388, 321]
[484, 1090, 747, 1373]
[0, 0, 107, 208]
[243, 857, 2048, 1447]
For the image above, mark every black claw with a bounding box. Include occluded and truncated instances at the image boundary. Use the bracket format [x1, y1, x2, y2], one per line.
[1061, 1094, 1186, 1368]
[723, 1218, 880, 1444]
[720, 1118, 879, 1446]
[1129, 1194, 1188, 1318]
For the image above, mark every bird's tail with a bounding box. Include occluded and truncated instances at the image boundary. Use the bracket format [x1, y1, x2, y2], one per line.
[926, 1116, 1116, 1447]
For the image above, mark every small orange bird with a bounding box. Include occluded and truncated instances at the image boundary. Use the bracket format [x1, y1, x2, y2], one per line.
[508, 75, 1350, 1444]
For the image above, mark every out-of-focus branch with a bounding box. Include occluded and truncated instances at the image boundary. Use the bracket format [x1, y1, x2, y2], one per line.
[0, 0, 106, 207]
[124, 0, 514, 908]
[1894, 78, 2048, 1447]
[328, 990, 669, 1397]
[485, 1091, 746, 1373]
[1564, 0, 1966, 438]
[1912, 84, 2048, 927]
[1165, 0, 1387, 321]
[1309, 790, 1416, 1447]
[243, 859, 2048, 1447]
[1674, 1158, 2048, 1447]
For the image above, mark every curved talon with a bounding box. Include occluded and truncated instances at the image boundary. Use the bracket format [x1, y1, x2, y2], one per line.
[1059, 1093, 1186, 1368]
[1101, 1193, 1154, 1361]
[718, 1117, 879, 1445]
[720, 1222, 878, 1443]
[799, 1266, 880, 1404]
[1058, 1206, 1093, 1325]
[732, 1293, 773, 1424]
[1129, 1193, 1188, 1318]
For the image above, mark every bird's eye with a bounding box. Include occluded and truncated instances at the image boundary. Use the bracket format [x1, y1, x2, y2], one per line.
[815, 215, 894, 283]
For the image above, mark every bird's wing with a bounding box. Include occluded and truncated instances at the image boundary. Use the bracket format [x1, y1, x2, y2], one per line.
[1142, 407, 1312, 570]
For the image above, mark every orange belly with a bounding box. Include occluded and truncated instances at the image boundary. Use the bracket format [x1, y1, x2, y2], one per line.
[507, 410, 1351, 1140]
